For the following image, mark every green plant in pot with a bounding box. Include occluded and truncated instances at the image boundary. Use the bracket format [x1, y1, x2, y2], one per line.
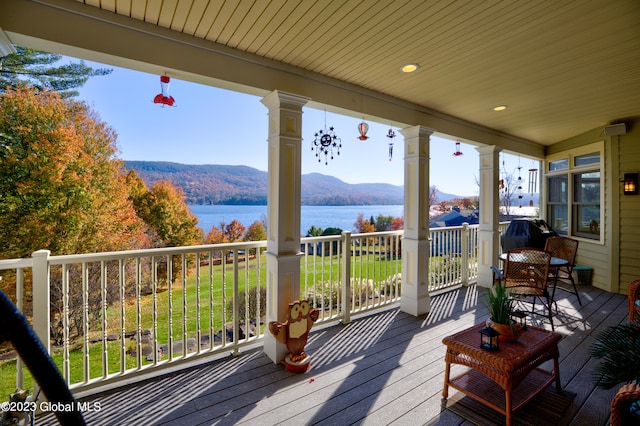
[485, 283, 520, 342]
[589, 318, 640, 423]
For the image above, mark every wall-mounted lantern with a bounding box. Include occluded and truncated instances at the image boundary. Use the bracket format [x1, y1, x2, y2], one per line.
[623, 173, 638, 195]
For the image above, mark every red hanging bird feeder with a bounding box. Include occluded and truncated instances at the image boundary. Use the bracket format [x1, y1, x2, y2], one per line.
[357, 122, 369, 140]
[453, 141, 463, 157]
[153, 75, 175, 107]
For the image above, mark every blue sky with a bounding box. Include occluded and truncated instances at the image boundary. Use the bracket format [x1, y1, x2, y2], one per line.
[74, 59, 529, 196]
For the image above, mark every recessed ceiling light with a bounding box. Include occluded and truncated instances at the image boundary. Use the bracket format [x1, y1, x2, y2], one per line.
[401, 63, 420, 73]
[493, 105, 508, 111]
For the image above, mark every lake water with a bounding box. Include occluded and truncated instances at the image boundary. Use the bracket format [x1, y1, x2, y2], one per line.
[190, 205, 404, 235]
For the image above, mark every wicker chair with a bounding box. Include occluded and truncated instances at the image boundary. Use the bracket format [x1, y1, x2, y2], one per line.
[544, 236, 581, 306]
[609, 279, 640, 426]
[629, 279, 640, 321]
[502, 248, 554, 330]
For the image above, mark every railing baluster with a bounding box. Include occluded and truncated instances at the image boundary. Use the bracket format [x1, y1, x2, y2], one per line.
[101, 260, 108, 378]
[196, 251, 202, 355]
[119, 259, 125, 374]
[82, 262, 89, 383]
[135, 257, 142, 370]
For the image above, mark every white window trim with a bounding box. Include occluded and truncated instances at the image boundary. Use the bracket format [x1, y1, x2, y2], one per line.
[544, 141, 604, 242]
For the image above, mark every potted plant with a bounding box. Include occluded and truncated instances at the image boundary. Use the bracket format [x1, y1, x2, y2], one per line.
[589, 318, 640, 424]
[485, 283, 520, 342]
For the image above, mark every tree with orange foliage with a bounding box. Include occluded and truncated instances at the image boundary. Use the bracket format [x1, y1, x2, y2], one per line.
[205, 226, 226, 245]
[243, 220, 267, 242]
[353, 213, 376, 233]
[131, 179, 203, 248]
[221, 219, 246, 242]
[0, 86, 152, 341]
[0, 86, 149, 257]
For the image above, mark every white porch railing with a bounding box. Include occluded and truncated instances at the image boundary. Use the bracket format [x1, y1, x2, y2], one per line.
[0, 223, 494, 395]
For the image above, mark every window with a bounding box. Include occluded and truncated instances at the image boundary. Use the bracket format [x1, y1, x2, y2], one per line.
[546, 145, 602, 240]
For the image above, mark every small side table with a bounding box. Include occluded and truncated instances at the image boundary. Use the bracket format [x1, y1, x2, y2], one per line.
[442, 323, 562, 426]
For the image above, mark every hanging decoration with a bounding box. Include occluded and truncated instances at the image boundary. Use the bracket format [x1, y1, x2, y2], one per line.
[312, 111, 341, 165]
[153, 75, 176, 107]
[357, 121, 369, 140]
[516, 157, 523, 208]
[386, 128, 396, 161]
[528, 164, 538, 207]
[453, 141, 463, 157]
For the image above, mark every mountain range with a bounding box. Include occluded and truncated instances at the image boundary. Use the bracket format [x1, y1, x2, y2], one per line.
[124, 161, 464, 206]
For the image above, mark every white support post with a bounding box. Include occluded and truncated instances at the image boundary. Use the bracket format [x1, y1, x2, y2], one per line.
[260, 90, 309, 364]
[400, 125, 433, 316]
[476, 145, 502, 288]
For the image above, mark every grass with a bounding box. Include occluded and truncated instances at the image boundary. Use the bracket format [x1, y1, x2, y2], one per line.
[0, 251, 403, 398]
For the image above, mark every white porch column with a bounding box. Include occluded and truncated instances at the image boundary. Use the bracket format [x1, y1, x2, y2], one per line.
[476, 145, 502, 288]
[400, 125, 433, 316]
[260, 90, 309, 364]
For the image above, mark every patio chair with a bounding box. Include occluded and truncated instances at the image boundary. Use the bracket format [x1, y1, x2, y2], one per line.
[544, 236, 581, 306]
[609, 279, 640, 425]
[0, 290, 85, 425]
[629, 279, 640, 321]
[502, 248, 554, 330]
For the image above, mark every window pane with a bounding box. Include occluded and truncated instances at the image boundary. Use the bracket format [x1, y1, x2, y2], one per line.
[575, 152, 600, 167]
[574, 205, 600, 237]
[549, 205, 568, 234]
[574, 171, 600, 203]
[548, 175, 568, 203]
[549, 159, 568, 171]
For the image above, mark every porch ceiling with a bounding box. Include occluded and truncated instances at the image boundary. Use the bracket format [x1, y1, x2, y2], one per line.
[3, 0, 640, 146]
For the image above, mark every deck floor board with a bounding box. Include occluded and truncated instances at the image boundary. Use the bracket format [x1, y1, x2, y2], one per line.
[36, 283, 627, 425]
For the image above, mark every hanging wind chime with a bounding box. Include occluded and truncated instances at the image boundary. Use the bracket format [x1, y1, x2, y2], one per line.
[528, 164, 538, 207]
[453, 141, 463, 157]
[153, 75, 176, 107]
[357, 121, 369, 140]
[386, 128, 396, 161]
[312, 111, 341, 165]
[516, 157, 524, 208]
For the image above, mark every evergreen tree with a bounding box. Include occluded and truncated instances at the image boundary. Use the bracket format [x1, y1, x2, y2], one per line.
[0, 46, 111, 97]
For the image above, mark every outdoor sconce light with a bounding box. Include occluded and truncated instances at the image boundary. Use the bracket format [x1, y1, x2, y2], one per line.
[479, 326, 500, 352]
[623, 173, 638, 195]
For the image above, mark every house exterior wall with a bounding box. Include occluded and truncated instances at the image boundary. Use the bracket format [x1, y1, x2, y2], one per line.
[618, 119, 640, 293]
[547, 118, 640, 295]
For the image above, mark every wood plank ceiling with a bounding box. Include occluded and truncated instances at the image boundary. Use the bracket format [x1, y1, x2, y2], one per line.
[75, 0, 640, 145]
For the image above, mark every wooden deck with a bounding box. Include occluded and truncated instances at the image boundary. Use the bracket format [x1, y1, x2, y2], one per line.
[37, 282, 628, 425]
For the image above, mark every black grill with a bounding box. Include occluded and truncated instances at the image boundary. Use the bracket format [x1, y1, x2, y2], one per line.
[500, 219, 557, 252]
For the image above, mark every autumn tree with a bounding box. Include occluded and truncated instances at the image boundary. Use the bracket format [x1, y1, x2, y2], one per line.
[0, 46, 111, 97]
[243, 220, 266, 242]
[130, 179, 203, 248]
[203, 225, 226, 261]
[0, 86, 149, 257]
[0, 86, 151, 341]
[221, 220, 246, 242]
[243, 220, 267, 257]
[390, 217, 404, 230]
[205, 226, 226, 245]
[354, 213, 376, 233]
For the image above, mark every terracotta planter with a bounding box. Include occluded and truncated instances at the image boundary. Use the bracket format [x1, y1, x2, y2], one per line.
[486, 318, 521, 342]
